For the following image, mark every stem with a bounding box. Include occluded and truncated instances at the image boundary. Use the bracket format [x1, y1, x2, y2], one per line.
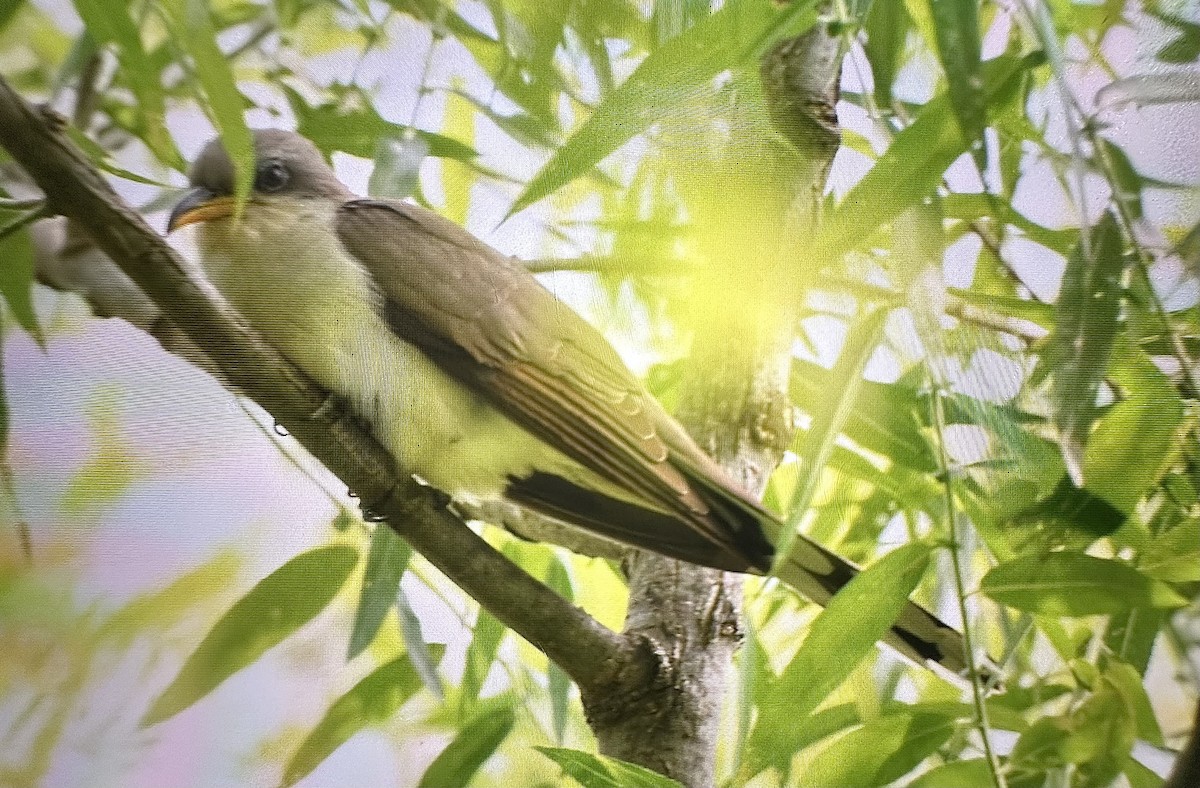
[930, 383, 1007, 788]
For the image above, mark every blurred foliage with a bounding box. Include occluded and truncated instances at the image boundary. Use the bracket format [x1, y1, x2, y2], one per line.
[0, 0, 1198, 786]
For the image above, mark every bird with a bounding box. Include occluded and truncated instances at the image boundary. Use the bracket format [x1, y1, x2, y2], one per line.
[168, 129, 977, 677]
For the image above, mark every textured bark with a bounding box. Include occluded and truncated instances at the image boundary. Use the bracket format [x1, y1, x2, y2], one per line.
[582, 25, 842, 788]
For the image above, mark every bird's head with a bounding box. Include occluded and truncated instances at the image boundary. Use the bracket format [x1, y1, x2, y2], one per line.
[167, 129, 352, 233]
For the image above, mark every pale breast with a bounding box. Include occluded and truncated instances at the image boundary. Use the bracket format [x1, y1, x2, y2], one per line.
[190, 198, 574, 498]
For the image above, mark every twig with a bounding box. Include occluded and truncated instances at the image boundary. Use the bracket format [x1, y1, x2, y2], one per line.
[0, 74, 626, 691]
[930, 382, 1008, 788]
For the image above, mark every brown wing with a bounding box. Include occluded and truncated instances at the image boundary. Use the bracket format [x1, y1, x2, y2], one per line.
[335, 198, 773, 569]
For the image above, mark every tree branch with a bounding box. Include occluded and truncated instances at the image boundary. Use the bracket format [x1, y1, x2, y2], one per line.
[0, 75, 625, 690]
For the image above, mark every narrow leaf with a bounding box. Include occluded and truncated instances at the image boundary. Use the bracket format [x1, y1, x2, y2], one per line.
[143, 545, 360, 725]
[907, 759, 994, 788]
[980, 552, 1188, 616]
[282, 644, 447, 787]
[72, 0, 181, 169]
[0, 224, 43, 343]
[461, 606, 505, 708]
[863, 0, 912, 108]
[160, 0, 255, 205]
[777, 307, 887, 564]
[536, 747, 683, 788]
[417, 704, 515, 788]
[396, 587, 444, 698]
[749, 543, 933, 774]
[348, 524, 412, 660]
[509, 0, 818, 216]
[1048, 213, 1125, 485]
[814, 53, 1034, 261]
[803, 711, 957, 787]
[927, 0, 986, 171]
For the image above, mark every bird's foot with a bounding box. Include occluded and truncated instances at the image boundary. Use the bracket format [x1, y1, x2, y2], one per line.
[359, 477, 452, 523]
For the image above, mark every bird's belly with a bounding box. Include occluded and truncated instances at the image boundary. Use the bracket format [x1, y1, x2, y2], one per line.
[193, 214, 568, 499]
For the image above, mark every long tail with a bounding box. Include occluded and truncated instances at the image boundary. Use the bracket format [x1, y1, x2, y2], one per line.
[773, 537, 975, 678]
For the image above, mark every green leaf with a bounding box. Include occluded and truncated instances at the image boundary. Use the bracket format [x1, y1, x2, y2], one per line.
[72, 0, 182, 169]
[461, 605, 505, 708]
[749, 542, 933, 774]
[0, 224, 42, 343]
[287, 87, 477, 162]
[509, 0, 819, 216]
[282, 644, 447, 787]
[814, 53, 1035, 261]
[980, 552, 1188, 616]
[536, 747, 683, 788]
[99, 550, 243, 649]
[417, 704, 515, 788]
[1080, 342, 1184, 514]
[803, 711, 958, 787]
[395, 586, 444, 698]
[863, 0, 912, 108]
[907, 759, 994, 788]
[927, 0, 985, 171]
[776, 307, 888, 563]
[1139, 518, 1200, 582]
[159, 0, 255, 206]
[0, 0, 22, 31]
[143, 544, 360, 725]
[348, 524, 412, 660]
[1046, 213, 1125, 486]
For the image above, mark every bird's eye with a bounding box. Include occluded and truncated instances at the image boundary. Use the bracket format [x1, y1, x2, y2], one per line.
[255, 161, 290, 192]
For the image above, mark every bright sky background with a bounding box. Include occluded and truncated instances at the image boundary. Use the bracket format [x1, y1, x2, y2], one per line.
[2, 0, 1198, 784]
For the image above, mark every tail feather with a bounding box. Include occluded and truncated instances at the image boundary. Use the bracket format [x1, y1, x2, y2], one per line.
[774, 545, 975, 679]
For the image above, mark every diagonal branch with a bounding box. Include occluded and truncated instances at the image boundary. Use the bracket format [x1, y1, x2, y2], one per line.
[0, 75, 625, 690]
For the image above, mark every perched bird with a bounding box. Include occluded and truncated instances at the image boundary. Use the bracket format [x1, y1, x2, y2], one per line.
[169, 129, 975, 676]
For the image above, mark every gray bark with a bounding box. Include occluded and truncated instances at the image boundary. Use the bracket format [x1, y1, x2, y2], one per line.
[581, 25, 842, 788]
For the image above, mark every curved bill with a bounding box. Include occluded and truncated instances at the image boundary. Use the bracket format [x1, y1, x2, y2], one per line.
[167, 188, 236, 233]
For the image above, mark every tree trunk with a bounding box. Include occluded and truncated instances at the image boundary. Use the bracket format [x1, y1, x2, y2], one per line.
[580, 25, 842, 788]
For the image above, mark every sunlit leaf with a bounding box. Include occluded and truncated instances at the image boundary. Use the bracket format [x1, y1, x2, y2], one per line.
[1095, 72, 1200, 109]
[802, 711, 958, 787]
[1046, 213, 1125, 486]
[348, 524, 412, 660]
[536, 747, 683, 788]
[159, 0, 255, 206]
[814, 53, 1036, 262]
[72, 0, 182, 169]
[863, 0, 911, 108]
[980, 552, 1188, 616]
[1081, 342, 1184, 513]
[99, 550, 243, 649]
[509, 0, 819, 216]
[417, 703, 515, 788]
[777, 307, 887, 563]
[907, 759, 994, 787]
[143, 545, 360, 725]
[927, 0, 986, 171]
[749, 543, 932, 775]
[282, 644, 447, 787]
[461, 605, 505, 708]
[287, 87, 476, 162]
